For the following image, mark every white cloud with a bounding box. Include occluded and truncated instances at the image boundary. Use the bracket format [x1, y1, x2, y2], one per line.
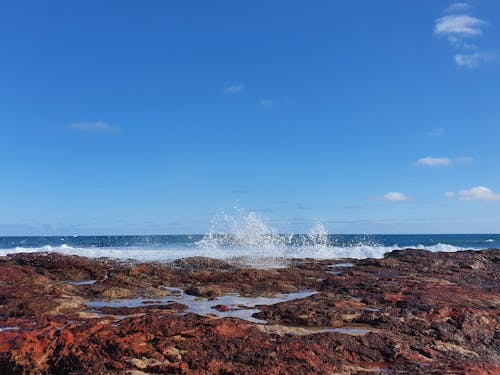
[415, 156, 474, 167]
[447, 36, 479, 50]
[68, 121, 121, 133]
[458, 186, 500, 201]
[224, 84, 245, 95]
[460, 43, 478, 50]
[416, 157, 452, 167]
[434, 4, 492, 69]
[448, 35, 478, 53]
[258, 99, 275, 108]
[445, 191, 455, 198]
[445, 2, 471, 13]
[454, 52, 492, 68]
[435, 15, 486, 37]
[381, 192, 413, 202]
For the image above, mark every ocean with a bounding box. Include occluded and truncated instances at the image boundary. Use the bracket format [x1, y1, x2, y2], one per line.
[0, 233, 498, 262]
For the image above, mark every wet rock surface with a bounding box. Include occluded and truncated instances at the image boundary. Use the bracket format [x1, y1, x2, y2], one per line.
[0, 249, 499, 374]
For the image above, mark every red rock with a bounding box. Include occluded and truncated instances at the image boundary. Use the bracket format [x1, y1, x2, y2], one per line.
[384, 293, 404, 302]
[0, 249, 499, 373]
[212, 304, 230, 312]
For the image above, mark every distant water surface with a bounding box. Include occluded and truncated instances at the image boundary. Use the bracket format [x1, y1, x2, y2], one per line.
[0, 234, 498, 262]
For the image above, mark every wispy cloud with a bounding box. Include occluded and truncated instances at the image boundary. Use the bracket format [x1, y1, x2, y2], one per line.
[378, 192, 413, 202]
[457, 186, 500, 201]
[445, 2, 471, 13]
[258, 99, 275, 109]
[416, 157, 452, 167]
[224, 84, 245, 95]
[415, 156, 474, 167]
[434, 5, 493, 68]
[69, 121, 121, 133]
[454, 52, 493, 67]
[435, 15, 486, 37]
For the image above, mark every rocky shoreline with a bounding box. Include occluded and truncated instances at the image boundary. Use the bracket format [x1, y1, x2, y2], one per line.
[0, 249, 498, 374]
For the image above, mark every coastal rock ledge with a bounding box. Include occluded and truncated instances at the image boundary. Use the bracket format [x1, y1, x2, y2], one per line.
[0, 249, 499, 374]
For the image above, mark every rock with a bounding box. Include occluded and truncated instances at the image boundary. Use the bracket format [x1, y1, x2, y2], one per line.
[172, 256, 237, 272]
[101, 287, 137, 299]
[384, 293, 404, 302]
[1, 249, 499, 373]
[99, 303, 188, 316]
[212, 304, 230, 312]
[184, 284, 230, 297]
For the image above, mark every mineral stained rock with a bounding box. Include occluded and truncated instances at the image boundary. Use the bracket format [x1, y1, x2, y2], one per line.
[0, 249, 499, 374]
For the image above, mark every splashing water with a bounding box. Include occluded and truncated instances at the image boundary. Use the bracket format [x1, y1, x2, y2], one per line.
[301, 222, 330, 257]
[308, 223, 329, 245]
[196, 208, 289, 265]
[196, 208, 342, 266]
[1, 206, 490, 263]
[195, 207, 469, 265]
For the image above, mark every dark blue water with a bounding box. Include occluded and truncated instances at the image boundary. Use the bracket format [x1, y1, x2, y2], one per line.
[0, 234, 498, 261]
[0, 234, 499, 250]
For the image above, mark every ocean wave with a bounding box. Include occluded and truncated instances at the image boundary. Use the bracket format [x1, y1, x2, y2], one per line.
[0, 245, 181, 262]
[284, 242, 471, 260]
[0, 242, 476, 262]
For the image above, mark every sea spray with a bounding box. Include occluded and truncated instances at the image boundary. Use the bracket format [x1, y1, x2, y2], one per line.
[0, 240, 481, 262]
[300, 222, 331, 258]
[195, 208, 289, 267]
[0, 215, 493, 262]
[195, 208, 355, 266]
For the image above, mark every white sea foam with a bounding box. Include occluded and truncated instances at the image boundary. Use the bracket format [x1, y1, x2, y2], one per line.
[0, 209, 486, 262]
[194, 209, 472, 261]
[0, 242, 474, 262]
[0, 244, 214, 262]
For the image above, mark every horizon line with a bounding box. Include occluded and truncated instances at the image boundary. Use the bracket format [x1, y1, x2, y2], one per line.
[1, 233, 499, 238]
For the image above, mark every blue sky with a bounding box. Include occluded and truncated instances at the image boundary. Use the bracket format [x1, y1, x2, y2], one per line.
[1, 1, 499, 235]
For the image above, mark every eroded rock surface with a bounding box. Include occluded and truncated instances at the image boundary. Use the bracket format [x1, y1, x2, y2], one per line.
[0, 249, 499, 374]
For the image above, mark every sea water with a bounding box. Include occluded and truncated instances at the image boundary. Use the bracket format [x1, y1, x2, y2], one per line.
[0, 210, 498, 262]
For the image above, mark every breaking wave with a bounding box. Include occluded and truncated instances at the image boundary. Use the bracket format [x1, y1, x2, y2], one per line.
[0, 242, 473, 263]
[0, 209, 496, 263]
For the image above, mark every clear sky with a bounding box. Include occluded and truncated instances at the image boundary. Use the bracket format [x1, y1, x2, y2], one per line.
[1, 1, 499, 235]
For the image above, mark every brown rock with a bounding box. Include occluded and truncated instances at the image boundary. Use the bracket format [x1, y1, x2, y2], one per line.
[384, 293, 404, 302]
[212, 304, 230, 312]
[1, 249, 499, 374]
